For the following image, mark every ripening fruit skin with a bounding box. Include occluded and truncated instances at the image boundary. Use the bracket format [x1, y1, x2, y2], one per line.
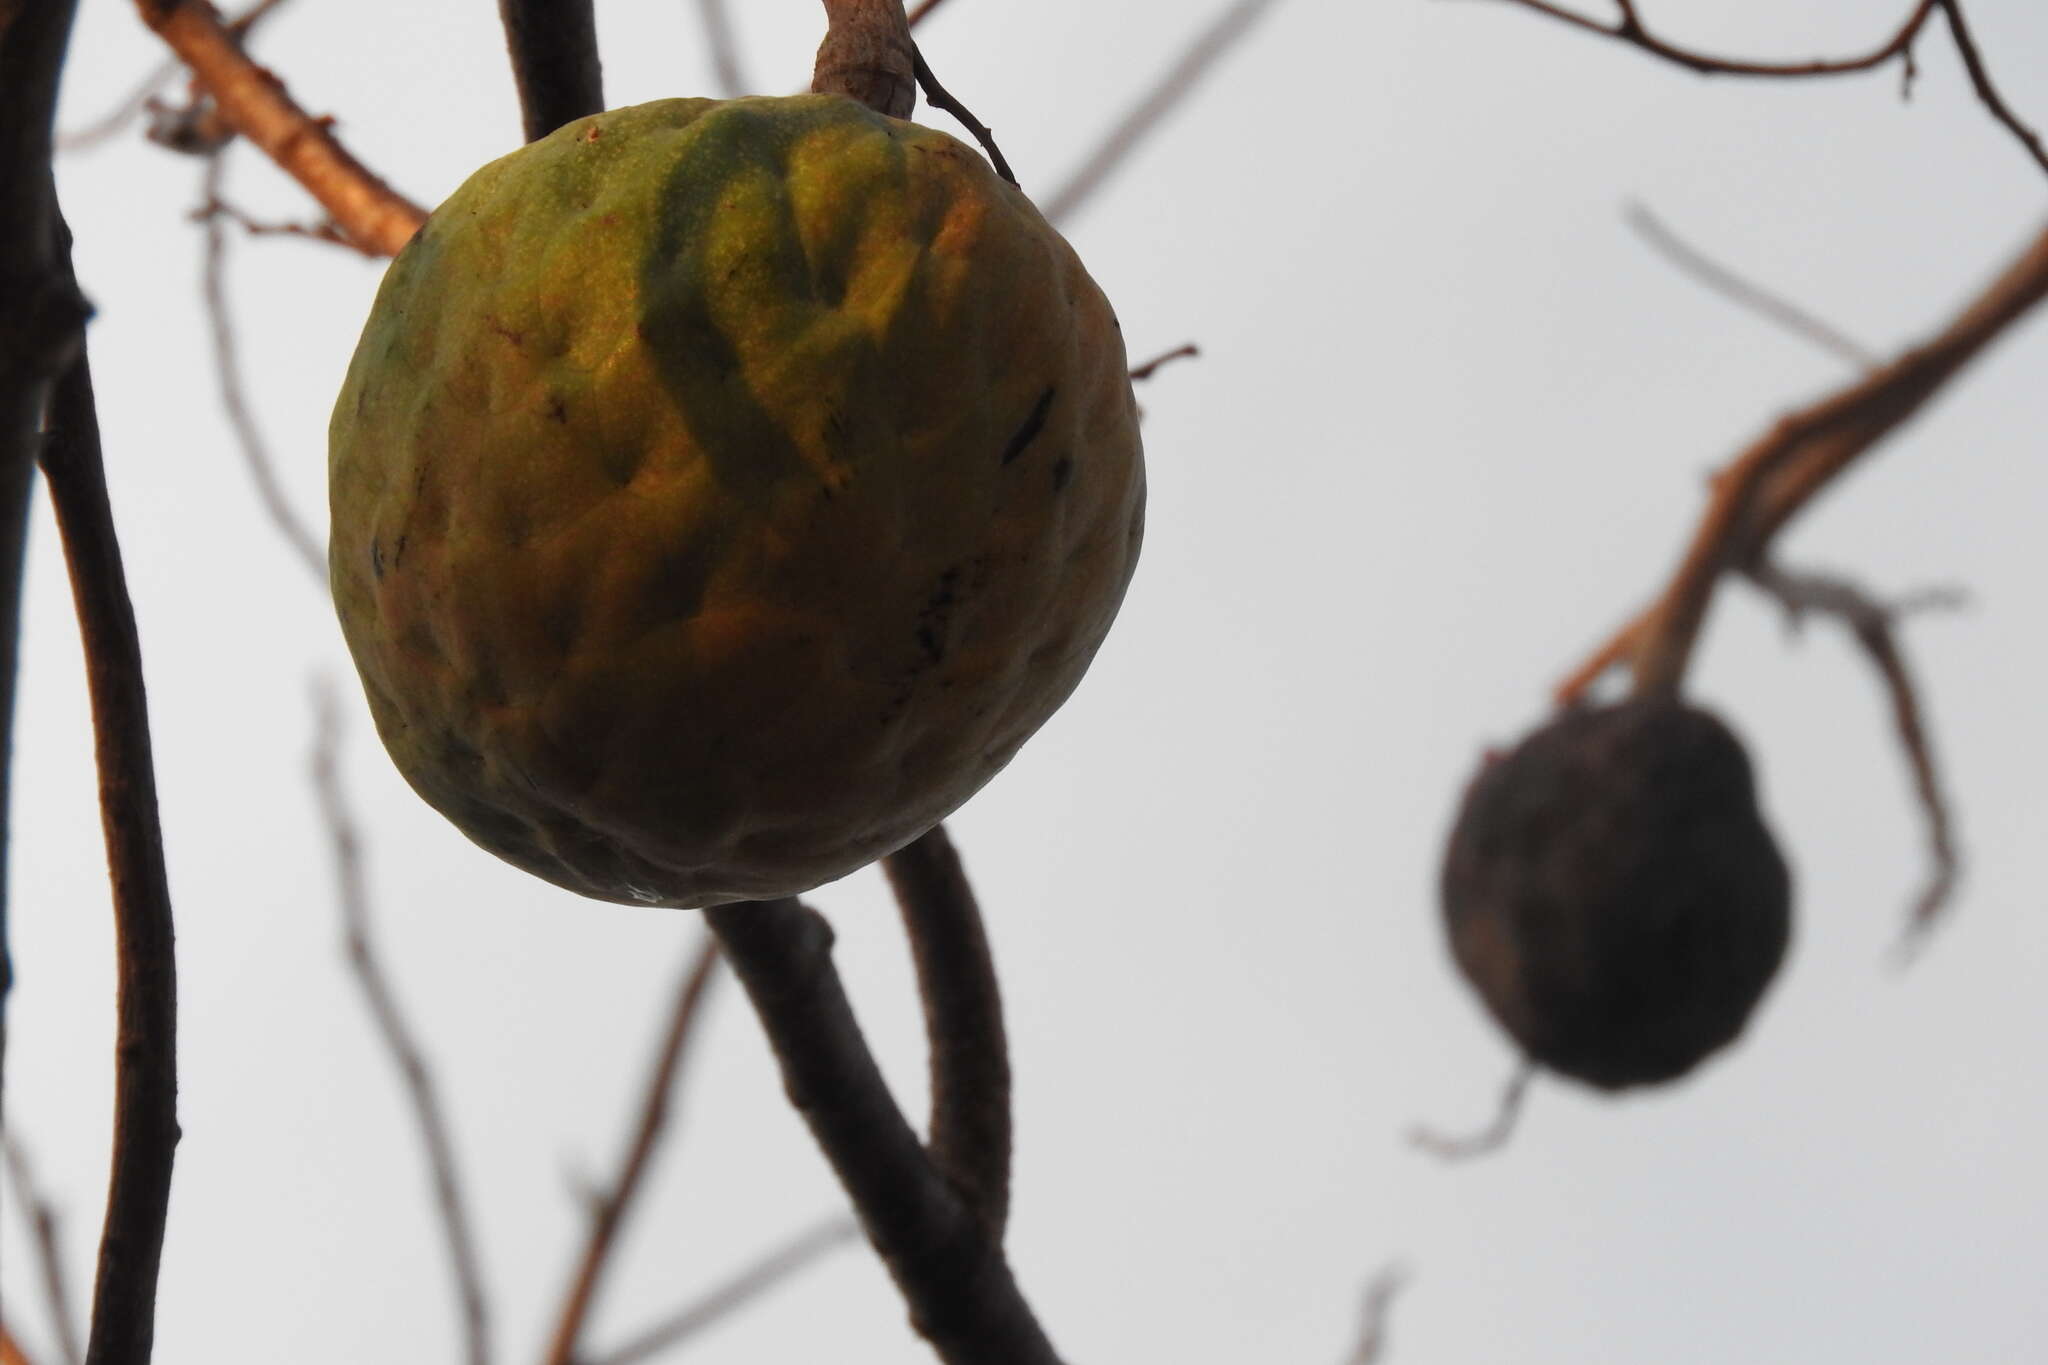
[329, 96, 1145, 908]
[1440, 698, 1791, 1090]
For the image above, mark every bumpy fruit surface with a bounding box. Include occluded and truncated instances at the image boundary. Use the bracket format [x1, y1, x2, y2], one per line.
[1440, 698, 1791, 1089]
[330, 96, 1144, 908]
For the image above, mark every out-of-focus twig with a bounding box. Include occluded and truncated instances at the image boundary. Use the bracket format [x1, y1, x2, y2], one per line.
[1340, 1264, 1410, 1365]
[196, 154, 324, 581]
[704, 899, 1062, 1365]
[1128, 342, 1199, 381]
[1744, 562, 1963, 955]
[496, 0, 604, 143]
[42, 337, 180, 1365]
[3, 1132, 84, 1365]
[131, 0, 426, 254]
[906, 0, 951, 27]
[911, 46, 1016, 186]
[540, 935, 723, 1365]
[694, 0, 751, 97]
[1555, 216, 2048, 704]
[1408, 1061, 1533, 1161]
[587, 1216, 860, 1365]
[1624, 203, 1877, 369]
[309, 684, 493, 1365]
[1487, 1, 2047, 178]
[1, 1323, 39, 1365]
[882, 824, 1011, 1237]
[59, 0, 289, 151]
[1042, 0, 1288, 224]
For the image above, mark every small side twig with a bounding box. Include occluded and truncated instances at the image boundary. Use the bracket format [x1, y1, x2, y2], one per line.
[309, 684, 492, 1365]
[58, 0, 290, 151]
[1041, 0, 1288, 224]
[1624, 203, 1877, 369]
[196, 154, 324, 581]
[1408, 1061, 1534, 1161]
[585, 1216, 860, 1365]
[694, 0, 752, 97]
[42, 340, 181, 1365]
[910, 46, 1016, 187]
[541, 935, 724, 1365]
[1742, 562, 1963, 954]
[1340, 1264, 1411, 1365]
[882, 824, 1012, 1236]
[495, 0, 604, 143]
[1128, 342, 1200, 381]
[704, 899, 1062, 1365]
[905, 0, 951, 26]
[3, 1132, 84, 1365]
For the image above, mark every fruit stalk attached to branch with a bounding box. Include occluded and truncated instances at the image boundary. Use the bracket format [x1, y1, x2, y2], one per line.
[813, 0, 916, 118]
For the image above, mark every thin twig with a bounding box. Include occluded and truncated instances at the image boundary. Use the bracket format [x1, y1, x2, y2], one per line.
[1, 1324, 38, 1365]
[1624, 202, 1877, 369]
[586, 1216, 860, 1365]
[309, 684, 492, 1365]
[1487, 0, 2047, 179]
[196, 154, 324, 581]
[1128, 342, 1200, 381]
[131, 0, 426, 254]
[58, 0, 290, 151]
[1743, 562, 1963, 955]
[910, 45, 1016, 186]
[541, 935, 723, 1365]
[704, 899, 1062, 1365]
[694, 0, 751, 97]
[1555, 216, 2048, 704]
[1408, 1062, 1534, 1161]
[882, 824, 1012, 1236]
[1340, 1264, 1410, 1365]
[906, 0, 951, 27]
[495, 0, 604, 143]
[3, 1132, 84, 1365]
[1041, 0, 1288, 224]
[41, 340, 180, 1365]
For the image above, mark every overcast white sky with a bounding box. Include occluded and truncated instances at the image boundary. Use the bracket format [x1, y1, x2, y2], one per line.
[8, 1, 2048, 1362]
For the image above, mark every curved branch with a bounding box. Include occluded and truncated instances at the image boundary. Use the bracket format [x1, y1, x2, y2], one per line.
[1486, 0, 1939, 77]
[495, 0, 604, 143]
[131, 0, 425, 254]
[881, 824, 1011, 1237]
[42, 341, 181, 1365]
[704, 900, 1061, 1365]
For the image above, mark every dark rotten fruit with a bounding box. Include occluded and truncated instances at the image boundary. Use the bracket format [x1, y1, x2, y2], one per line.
[1441, 697, 1792, 1090]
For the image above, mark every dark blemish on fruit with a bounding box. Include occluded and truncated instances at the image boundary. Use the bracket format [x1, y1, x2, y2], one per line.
[369, 537, 385, 581]
[1052, 457, 1074, 491]
[1000, 387, 1055, 466]
[393, 533, 409, 569]
[545, 393, 569, 423]
[913, 565, 964, 666]
[582, 125, 603, 143]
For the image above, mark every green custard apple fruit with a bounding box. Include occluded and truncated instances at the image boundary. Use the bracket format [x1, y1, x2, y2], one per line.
[1440, 698, 1791, 1089]
[329, 95, 1145, 908]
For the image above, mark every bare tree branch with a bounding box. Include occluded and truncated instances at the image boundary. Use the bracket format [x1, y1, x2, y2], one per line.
[60, 0, 291, 151]
[1933, 0, 2048, 177]
[1042, 0, 1288, 224]
[910, 45, 1015, 186]
[1408, 1061, 1534, 1161]
[1128, 342, 1199, 381]
[1340, 1265, 1410, 1365]
[196, 154, 324, 581]
[309, 684, 492, 1365]
[586, 1215, 859, 1365]
[3, 1132, 84, 1365]
[704, 899, 1062, 1365]
[42, 339, 180, 1365]
[1555, 216, 2048, 704]
[496, 0, 604, 143]
[882, 825, 1011, 1237]
[1743, 562, 1963, 955]
[1624, 202, 1877, 369]
[130, 0, 425, 254]
[694, 0, 751, 97]
[541, 935, 723, 1365]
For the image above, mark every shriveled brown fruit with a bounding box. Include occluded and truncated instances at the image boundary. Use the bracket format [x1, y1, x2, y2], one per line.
[1441, 697, 1792, 1090]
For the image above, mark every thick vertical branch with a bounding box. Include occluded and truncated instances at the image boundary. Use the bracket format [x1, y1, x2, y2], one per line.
[495, 0, 604, 142]
[704, 900, 1061, 1365]
[882, 825, 1011, 1236]
[41, 344, 181, 1365]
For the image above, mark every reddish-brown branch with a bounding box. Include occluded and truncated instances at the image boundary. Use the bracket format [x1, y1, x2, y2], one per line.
[882, 824, 1011, 1236]
[1555, 216, 2048, 704]
[704, 899, 1062, 1365]
[495, 0, 604, 143]
[541, 935, 723, 1365]
[42, 345, 181, 1365]
[132, 0, 425, 255]
[1128, 342, 1200, 381]
[1, 1325, 39, 1365]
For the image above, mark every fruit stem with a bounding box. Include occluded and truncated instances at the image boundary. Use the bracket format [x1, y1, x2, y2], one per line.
[813, 0, 916, 117]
